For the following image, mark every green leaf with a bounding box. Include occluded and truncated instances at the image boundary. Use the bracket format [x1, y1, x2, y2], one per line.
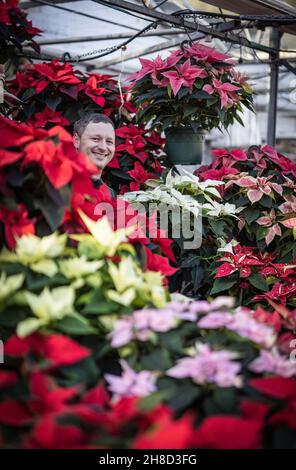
[141, 349, 172, 371]
[26, 271, 67, 292]
[260, 195, 273, 208]
[183, 104, 198, 118]
[21, 88, 36, 101]
[209, 219, 227, 237]
[46, 95, 62, 111]
[256, 226, 267, 242]
[244, 207, 260, 225]
[167, 382, 201, 411]
[249, 273, 269, 291]
[210, 278, 236, 295]
[192, 90, 213, 100]
[234, 114, 245, 127]
[137, 390, 172, 411]
[82, 294, 119, 315]
[34, 198, 64, 232]
[212, 388, 237, 413]
[60, 357, 99, 387]
[56, 314, 96, 335]
[159, 331, 184, 354]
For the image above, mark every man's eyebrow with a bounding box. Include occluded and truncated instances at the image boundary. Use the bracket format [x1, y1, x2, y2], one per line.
[89, 134, 114, 139]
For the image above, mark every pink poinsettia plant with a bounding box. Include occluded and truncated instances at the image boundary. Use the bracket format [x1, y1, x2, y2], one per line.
[192, 144, 296, 314]
[129, 42, 254, 131]
[196, 144, 296, 255]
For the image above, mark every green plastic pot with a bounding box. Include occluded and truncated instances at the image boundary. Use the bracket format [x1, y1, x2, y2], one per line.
[165, 127, 206, 165]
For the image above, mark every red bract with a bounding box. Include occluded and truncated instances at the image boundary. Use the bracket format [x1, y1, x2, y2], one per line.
[146, 211, 176, 262]
[5, 333, 91, 369]
[22, 125, 97, 188]
[0, 203, 35, 248]
[215, 253, 264, 279]
[84, 75, 108, 106]
[133, 412, 194, 449]
[128, 162, 155, 191]
[196, 165, 238, 181]
[116, 124, 148, 164]
[269, 403, 296, 430]
[262, 145, 296, 177]
[31, 107, 69, 128]
[0, 0, 18, 25]
[143, 246, 178, 279]
[0, 400, 31, 426]
[0, 370, 18, 389]
[81, 384, 110, 407]
[249, 377, 296, 401]
[190, 416, 262, 449]
[28, 372, 80, 414]
[27, 415, 88, 449]
[0, 114, 46, 148]
[253, 307, 282, 332]
[64, 172, 115, 233]
[33, 61, 81, 93]
[0, 148, 22, 167]
[240, 400, 270, 422]
[212, 147, 248, 161]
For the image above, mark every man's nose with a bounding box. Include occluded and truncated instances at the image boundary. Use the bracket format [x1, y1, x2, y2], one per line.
[97, 140, 108, 151]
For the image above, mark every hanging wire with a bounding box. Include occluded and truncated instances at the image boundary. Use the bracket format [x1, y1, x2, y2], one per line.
[117, 46, 126, 117]
[19, 19, 161, 63]
[75, 21, 160, 61]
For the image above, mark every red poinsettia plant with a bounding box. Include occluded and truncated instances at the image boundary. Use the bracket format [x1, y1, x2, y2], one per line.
[0, 332, 195, 449]
[0, 0, 42, 63]
[212, 243, 296, 314]
[129, 42, 254, 132]
[0, 115, 176, 282]
[7, 60, 164, 193]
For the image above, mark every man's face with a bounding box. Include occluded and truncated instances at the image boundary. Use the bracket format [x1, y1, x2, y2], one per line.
[74, 121, 116, 170]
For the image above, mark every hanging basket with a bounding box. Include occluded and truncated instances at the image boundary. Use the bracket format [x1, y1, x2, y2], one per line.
[165, 127, 206, 165]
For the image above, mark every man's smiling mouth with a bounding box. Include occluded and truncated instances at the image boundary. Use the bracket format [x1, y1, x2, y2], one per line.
[92, 152, 107, 158]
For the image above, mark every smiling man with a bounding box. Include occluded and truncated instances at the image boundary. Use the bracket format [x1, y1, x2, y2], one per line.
[73, 112, 116, 195]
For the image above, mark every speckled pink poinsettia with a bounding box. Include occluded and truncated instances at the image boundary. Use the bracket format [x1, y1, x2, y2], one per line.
[233, 175, 283, 204]
[256, 209, 282, 246]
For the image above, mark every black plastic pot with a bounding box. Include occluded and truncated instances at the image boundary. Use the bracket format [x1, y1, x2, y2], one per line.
[165, 127, 206, 165]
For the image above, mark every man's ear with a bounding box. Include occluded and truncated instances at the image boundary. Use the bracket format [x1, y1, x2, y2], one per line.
[73, 132, 80, 150]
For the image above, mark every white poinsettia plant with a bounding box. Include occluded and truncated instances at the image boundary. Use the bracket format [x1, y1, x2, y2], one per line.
[124, 168, 244, 221]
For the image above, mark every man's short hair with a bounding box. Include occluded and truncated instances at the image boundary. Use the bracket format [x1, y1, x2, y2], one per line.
[73, 112, 115, 137]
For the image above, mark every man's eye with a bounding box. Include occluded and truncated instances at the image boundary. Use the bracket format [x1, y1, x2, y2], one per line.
[107, 141, 114, 145]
